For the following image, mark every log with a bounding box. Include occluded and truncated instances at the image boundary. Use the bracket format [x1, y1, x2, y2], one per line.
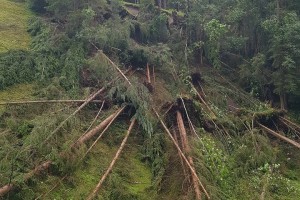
[0, 100, 103, 106]
[154, 109, 210, 199]
[180, 97, 200, 139]
[258, 123, 300, 149]
[280, 117, 300, 133]
[100, 50, 132, 86]
[0, 109, 123, 197]
[75, 101, 105, 144]
[0, 161, 52, 197]
[279, 118, 300, 137]
[152, 65, 156, 85]
[74, 107, 125, 147]
[81, 106, 126, 158]
[86, 119, 136, 200]
[172, 127, 188, 180]
[146, 63, 151, 84]
[42, 68, 130, 145]
[177, 111, 201, 200]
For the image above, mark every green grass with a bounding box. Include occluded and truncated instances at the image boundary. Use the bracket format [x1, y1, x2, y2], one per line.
[0, 0, 32, 52]
[0, 83, 35, 113]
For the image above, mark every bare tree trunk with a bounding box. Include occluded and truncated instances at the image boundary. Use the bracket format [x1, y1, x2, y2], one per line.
[177, 111, 202, 200]
[0, 100, 103, 105]
[0, 109, 124, 197]
[154, 109, 210, 199]
[279, 93, 287, 110]
[86, 119, 136, 200]
[74, 107, 125, 147]
[258, 123, 300, 148]
[147, 63, 151, 84]
[100, 51, 132, 86]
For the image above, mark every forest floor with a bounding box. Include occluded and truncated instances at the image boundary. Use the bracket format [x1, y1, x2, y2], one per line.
[0, 0, 31, 52]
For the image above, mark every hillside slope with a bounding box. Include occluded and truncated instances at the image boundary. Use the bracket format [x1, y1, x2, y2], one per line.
[0, 0, 31, 52]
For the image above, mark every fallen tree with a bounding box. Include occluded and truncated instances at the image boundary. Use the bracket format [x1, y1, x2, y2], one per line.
[154, 109, 210, 199]
[0, 100, 103, 105]
[0, 108, 124, 197]
[177, 111, 201, 200]
[258, 123, 300, 149]
[86, 118, 136, 200]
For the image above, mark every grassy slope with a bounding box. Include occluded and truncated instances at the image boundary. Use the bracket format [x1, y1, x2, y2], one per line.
[0, 0, 31, 52]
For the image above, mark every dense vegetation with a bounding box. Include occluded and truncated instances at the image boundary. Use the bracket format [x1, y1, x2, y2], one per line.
[0, 0, 300, 199]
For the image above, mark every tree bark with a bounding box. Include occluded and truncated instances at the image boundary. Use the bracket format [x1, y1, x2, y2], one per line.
[177, 111, 202, 200]
[154, 109, 210, 199]
[0, 100, 103, 105]
[279, 93, 287, 110]
[74, 107, 125, 147]
[0, 109, 123, 197]
[86, 119, 136, 200]
[258, 123, 300, 148]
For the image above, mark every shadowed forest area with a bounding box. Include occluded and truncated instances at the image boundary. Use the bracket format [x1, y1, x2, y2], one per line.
[0, 0, 300, 199]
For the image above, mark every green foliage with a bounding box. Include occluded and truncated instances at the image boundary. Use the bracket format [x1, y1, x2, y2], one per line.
[27, 0, 47, 13]
[204, 19, 229, 68]
[0, 50, 36, 89]
[262, 12, 300, 97]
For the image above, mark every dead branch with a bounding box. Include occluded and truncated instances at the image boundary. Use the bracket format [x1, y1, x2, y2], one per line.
[258, 123, 300, 149]
[0, 100, 103, 106]
[154, 109, 210, 199]
[86, 119, 136, 200]
[177, 111, 201, 200]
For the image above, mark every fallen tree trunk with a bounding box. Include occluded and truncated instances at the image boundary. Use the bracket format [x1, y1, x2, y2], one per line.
[177, 111, 201, 200]
[180, 97, 200, 139]
[0, 109, 123, 197]
[147, 63, 151, 84]
[86, 119, 136, 200]
[191, 85, 216, 118]
[172, 127, 189, 181]
[154, 109, 210, 199]
[280, 117, 300, 133]
[0, 160, 52, 197]
[42, 69, 130, 145]
[0, 100, 103, 106]
[258, 123, 300, 149]
[100, 50, 132, 86]
[75, 107, 125, 147]
[81, 106, 126, 158]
